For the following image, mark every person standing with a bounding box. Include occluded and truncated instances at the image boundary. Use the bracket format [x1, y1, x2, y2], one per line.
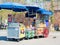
[54, 23, 59, 31]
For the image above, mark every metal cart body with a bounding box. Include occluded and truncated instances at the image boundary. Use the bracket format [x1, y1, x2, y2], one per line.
[7, 23, 25, 41]
[25, 29, 35, 38]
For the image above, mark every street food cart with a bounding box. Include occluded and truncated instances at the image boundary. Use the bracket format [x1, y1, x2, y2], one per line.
[7, 23, 20, 41]
[24, 6, 39, 39]
[35, 20, 49, 38]
[0, 2, 28, 41]
[7, 14, 26, 41]
[7, 22, 26, 41]
[0, 2, 53, 41]
[35, 9, 53, 38]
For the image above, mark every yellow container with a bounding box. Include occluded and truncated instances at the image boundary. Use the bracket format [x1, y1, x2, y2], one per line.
[19, 34, 25, 38]
[19, 23, 25, 38]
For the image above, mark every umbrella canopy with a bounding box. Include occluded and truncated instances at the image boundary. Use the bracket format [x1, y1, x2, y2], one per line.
[13, 2, 28, 12]
[25, 6, 39, 18]
[37, 8, 53, 15]
[0, 2, 13, 10]
[26, 6, 39, 13]
[0, 2, 28, 12]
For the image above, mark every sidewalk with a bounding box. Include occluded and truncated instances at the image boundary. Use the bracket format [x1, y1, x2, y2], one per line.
[49, 31, 60, 38]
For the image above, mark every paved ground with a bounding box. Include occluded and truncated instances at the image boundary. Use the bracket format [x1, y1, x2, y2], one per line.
[0, 30, 60, 45]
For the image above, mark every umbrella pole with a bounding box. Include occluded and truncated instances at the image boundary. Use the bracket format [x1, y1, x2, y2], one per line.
[28, 11, 29, 26]
[36, 11, 37, 19]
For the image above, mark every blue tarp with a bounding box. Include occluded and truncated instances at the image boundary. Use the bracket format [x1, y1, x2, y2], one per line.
[0, 2, 28, 12]
[37, 9, 53, 15]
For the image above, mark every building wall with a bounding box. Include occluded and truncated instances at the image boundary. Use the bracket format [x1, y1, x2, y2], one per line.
[54, 10, 60, 26]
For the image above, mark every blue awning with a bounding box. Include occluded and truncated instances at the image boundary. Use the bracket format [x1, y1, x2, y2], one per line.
[37, 9, 53, 15]
[0, 2, 28, 12]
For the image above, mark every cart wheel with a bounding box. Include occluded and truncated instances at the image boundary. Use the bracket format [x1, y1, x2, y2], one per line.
[24, 37, 29, 40]
[34, 36, 38, 39]
[17, 39, 19, 42]
[39, 36, 44, 38]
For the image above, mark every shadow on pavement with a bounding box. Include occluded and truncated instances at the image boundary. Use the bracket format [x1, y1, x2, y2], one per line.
[0, 36, 7, 41]
[0, 36, 18, 42]
[0, 36, 24, 42]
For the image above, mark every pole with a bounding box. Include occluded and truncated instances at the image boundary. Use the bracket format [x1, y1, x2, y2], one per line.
[50, 0, 55, 31]
[50, 0, 54, 24]
[51, 0, 54, 12]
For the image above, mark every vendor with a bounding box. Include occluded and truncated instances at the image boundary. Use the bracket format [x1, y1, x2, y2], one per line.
[32, 19, 36, 26]
[54, 23, 59, 31]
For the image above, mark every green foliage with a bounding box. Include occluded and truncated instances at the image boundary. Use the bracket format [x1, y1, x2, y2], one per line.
[50, 15, 55, 23]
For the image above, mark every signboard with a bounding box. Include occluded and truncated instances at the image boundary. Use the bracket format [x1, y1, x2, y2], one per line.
[8, 14, 12, 22]
[7, 23, 19, 38]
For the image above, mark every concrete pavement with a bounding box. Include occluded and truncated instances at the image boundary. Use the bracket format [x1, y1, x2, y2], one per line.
[0, 30, 60, 45]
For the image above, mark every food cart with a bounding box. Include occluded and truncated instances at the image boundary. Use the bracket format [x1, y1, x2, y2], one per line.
[7, 23, 26, 41]
[0, 2, 28, 42]
[7, 23, 20, 41]
[35, 9, 53, 38]
[0, 2, 53, 41]
[24, 6, 39, 39]
[7, 14, 26, 42]
[35, 20, 49, 38]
